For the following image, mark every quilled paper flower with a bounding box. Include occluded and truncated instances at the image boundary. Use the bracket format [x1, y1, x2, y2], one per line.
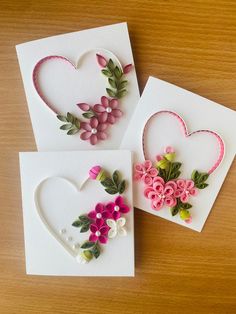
[89, 165, 106, 181]
[134, 160, 158, 185]
[106, 196, 130, 220]
[80, 117, 108, 145]
[174, 179, 198, 203]
[88, 203, 110, 223]
[89, 220, 109, 244]
[94, 96, 123, 124]
[106, 217, 127, 238]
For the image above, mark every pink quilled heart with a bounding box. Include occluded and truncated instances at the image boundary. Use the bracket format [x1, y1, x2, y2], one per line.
[142, 110, 225, 174]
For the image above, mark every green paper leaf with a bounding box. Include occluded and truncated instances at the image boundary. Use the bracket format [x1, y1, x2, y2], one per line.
[112, 170, 119, 186]
[171, 206, 179, 216]
[67, 112, 74, 123]
[180, 203, 192, 210]
[171, 162, 182, 172]
[67, 128, 79, 135]
[82, 112, 96, 119]
[158, 168, 167, 181]
[91, 245, 100, 259]
[79, 215, 89, 223]
[72, 220, 83, 227]
[101, 69, 112, 77]
[114, 66, 123, 79]
[106, 88, 116, 98]
[60, 123, 72, 130]
[80, 241, 95, 249]
[169, 170, 181, 180]
[108, 78, 117, 89]
[118, 180, 126, 194]
[74, 119, 80, 129]
[199, 173, 209, 182]
[107, 59, 115, 71]
[57, 115, 67, 122]
[118, 80, 128, 90]
[116, 89, 127, 99]
[191, 170, 200, 182]
[101, 178, 114, 188]
[196, 183, 209, 189]
[105, 187, 118, 195]
[80, 224, 90, 233]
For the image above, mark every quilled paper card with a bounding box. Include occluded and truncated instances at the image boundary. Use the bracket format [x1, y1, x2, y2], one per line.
[19, 150, 134, 276]
[16, 23, 139, 151]
[121, 76, 236, 231]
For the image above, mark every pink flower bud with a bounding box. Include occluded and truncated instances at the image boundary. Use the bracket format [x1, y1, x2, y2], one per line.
[156, 154, 163, 162]
[77, 103, 90, 111]
[123, 64, 132, 74]
[165, 146, 175, 154]
[185, 217, 192, 224]
[96, 54, 107, 67]
[89, 166, 102, 179]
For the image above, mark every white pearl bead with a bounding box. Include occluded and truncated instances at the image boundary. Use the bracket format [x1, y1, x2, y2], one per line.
[106, 107, 112, 113]
[96, 213, 102, 219]
[60, 228, 66, 234]
[91, 128, 97, 134]
[95, 231, 101, 237]
[114, 205, 120, 212]
[67, 236, 73, 242]
[73, 243, 80, 249]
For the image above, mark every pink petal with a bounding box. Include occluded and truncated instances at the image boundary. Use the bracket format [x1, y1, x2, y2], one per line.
[153, 182, 164, 193]
[190, 187, 198, 196]
[147, 191, 158, 200]
[144, 187, 154, 198]
[115, 196, 124, 206]
[102, 211, 111, 219]
[166, 180, 177, 190]
[186, 180, 194, 190]
[134, 163, 145, 172]
[100, 225, 109, 235]
[80, 131, 91, 140]
[113, 211, 121, 220]
[109, 99, 118, 109]
[149, 168, 158, 177]
[106, 203, 115, 213]
[90, 134, 98, 145]
[81, 122, 92, 131]
[185, 217, 192, 224]
[94, 104, 105, 113]
[165, 197, 176, 207]
[134, 172, 143, 180]
[174, 189, 183, 198]
[165, 146, 175, 154]
[120, 204, 130, 214]
[90, 224, 98, 233]
[97, 132, 108, 140]
[153, 176, 165, 185]
[101, 96, 109, 107]
[96, 54, 107, 67]
[96, 218, 104, 228]
[112, 109, 123, 118]
[144, 160, 152, 171]
[89, 234, 98, 242]
[88, 211, 96, 219]
[97, 123, 108, 131]
[144, 176, 153, 185]
[76, 103, 90, 111]
[156, 154, 163, 162]
[98, 112, 108, 123]
[90, 117, 99, 128]
[152, 198, 164, 211]
[177, 179, 185, 189]
[107, 114, 116, 124]
[164, 186, 174, 197]
[123, 64, 132, 74]
[180, 194, 189, 203]
[95, 203, 104, 213]
[98, 235, 108, 244]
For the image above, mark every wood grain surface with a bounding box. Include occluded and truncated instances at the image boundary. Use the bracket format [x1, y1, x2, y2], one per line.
[0, 0, 235, 313]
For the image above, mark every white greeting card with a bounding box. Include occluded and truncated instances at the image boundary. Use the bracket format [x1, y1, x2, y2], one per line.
[19, 150, 134, 276]
[16, 23, 139, 151]
[121, 76, 236, 232]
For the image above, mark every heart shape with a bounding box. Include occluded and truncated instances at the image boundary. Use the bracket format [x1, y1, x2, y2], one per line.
[32, 49, 123, 115]
[142, 110, 224, 175]
[34, 176, 88, 260]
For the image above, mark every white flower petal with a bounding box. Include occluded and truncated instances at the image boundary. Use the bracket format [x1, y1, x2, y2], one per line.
[106, 219, 116, 228]
[118, 227, 127, 237]
[117, 217, 126, 227]
[108, 228, 117, 239]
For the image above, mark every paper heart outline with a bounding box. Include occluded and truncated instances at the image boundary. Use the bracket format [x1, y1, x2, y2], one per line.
[142, 110, 225, 174]
[34, 176, 83, 259]
[32, 48, 123, 115]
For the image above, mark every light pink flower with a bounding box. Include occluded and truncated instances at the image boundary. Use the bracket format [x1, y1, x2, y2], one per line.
[80, 117, 108, 145]
[105, 196, 130, 221]
[123, 64, 132, 74]
[174, 179, 198, 203]
[144, 176, 177, 210]
[94, 96, 122, 124]
[96, 54, 107, 67]
[134, 160, 158, 185]
[165, 146, 174, 153]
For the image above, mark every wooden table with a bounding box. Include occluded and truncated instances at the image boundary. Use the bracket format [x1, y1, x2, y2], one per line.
[0, 1, 235, 313]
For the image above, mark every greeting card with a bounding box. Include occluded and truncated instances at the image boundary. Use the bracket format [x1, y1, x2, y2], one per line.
[19, 150, 134, 276]
[121, 77, 236, 231]
[16, 23, 139, 151]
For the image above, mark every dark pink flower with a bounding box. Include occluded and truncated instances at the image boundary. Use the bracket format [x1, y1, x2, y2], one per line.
[144, 176, 177, 210]
[94, 96, 122, 124]
[80, 117, 108, 145]
[134, 160, 158, 185]
[89, 219, 109, 244]
[123, 64, 132, 74]
[174, 179, 198, 203]
[88, 203, 110, 225]
[106, 196, 130, 220]
[96, 54, 107, 67]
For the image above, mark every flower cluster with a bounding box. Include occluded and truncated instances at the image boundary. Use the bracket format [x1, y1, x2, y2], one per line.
[134, 147, 209, 223]
[72, 196, 130, 263]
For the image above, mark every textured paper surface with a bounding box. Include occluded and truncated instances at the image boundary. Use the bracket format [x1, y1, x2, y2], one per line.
[16, 23, 139, 151]
[121, 76, 236, 232]
[19, 150, 134, 276]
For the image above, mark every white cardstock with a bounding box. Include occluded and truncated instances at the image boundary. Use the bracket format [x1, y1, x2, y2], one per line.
[121, 76, 236, 232]
[19, 150, 134, 276]
[16, 23, 139, 151]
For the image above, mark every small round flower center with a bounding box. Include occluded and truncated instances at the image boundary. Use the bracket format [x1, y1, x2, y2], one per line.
[95, 231, 101, 237]
[91, 128, 97, 134]
[96, 213, 102, 219]
[106, 107, 112, 113]
[114, 205, 120, 211]
[158, 193, 165, 199]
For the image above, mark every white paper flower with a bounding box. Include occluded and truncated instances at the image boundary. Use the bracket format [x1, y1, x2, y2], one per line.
[106, 217, 127, 238]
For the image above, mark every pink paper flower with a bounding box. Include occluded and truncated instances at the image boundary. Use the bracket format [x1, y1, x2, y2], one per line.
[96, 54, 107, 67]
[134, 160, 158, 185]
[106, 196, 130, 220]
[144, 176, 177, 210]
[123, 64, 132, 74]
[88, 203, 110, 225]
[174, 179, 198, 203]
[89, 219, 109, 244]
[80, 117, 108, 145]
[94, 96, 123, 124]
